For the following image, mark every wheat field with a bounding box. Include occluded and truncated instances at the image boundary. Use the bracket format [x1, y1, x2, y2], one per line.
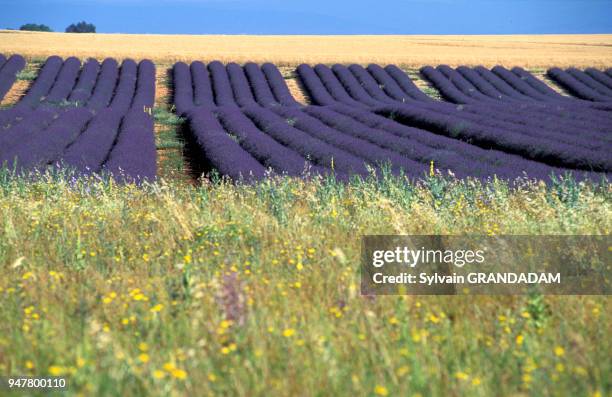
[1, 30, 612, 67]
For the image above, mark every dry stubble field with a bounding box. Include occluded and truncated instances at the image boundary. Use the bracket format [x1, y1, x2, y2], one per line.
[2, 30, 612, 67]
[0, 31, 610, 397]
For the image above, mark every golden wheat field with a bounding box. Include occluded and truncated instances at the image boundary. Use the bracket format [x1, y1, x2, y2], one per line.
[1, 30, 612, 67]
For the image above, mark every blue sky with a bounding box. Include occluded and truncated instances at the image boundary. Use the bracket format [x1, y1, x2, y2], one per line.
[1, 0, 611, 34]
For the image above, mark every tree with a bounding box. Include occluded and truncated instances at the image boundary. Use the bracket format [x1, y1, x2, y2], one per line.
[20, 23, 53, 32]
[65, 21, 96, 33]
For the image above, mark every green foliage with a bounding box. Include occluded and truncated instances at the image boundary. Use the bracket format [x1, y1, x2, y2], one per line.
[65, 21, 96, 33]
[19, 23, 52, 32]
[548, 172, 583, 208]
[523, 293, 551, 329]
[153, 107, 184, 126]
[16, 69, 38, 81]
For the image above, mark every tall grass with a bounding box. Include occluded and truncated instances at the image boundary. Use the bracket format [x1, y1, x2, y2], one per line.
[0, 171, 609, 396]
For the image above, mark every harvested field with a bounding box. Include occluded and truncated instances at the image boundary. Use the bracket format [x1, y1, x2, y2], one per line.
[1, 30, 611, 68]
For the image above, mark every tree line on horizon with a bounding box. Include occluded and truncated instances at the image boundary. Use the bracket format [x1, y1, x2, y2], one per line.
[16, 21, 96, 33]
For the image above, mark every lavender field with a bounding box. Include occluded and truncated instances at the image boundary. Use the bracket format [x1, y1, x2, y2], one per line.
[173, 61, 610, 183]
[0, 55, 156, 182]
[0, 55, 610, 184]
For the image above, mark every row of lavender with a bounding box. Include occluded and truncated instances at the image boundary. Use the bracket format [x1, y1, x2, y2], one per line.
[547, 67, 612, 103]
[0, 55, 156, 181]
[296, 64, 611, 172]
[175, 61, 610, 182]
[0, 54, 25, 102]
[419, 65, 612, 110]
[173, 61, 298, 115]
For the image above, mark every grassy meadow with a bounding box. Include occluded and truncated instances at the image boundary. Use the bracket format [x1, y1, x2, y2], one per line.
[0, 171, 610, 396]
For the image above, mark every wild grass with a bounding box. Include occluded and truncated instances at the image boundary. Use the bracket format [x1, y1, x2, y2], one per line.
[15, 69, 38, 81]
[0, 170, 609, 396]
[153, 107, 184, 127]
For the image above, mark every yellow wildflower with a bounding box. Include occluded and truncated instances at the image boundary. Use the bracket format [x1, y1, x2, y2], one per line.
[171, 368, 187, 380]
[374, 385, 389, 396]
[133, 293, 147, 301]
[516, 335, 524, 346]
